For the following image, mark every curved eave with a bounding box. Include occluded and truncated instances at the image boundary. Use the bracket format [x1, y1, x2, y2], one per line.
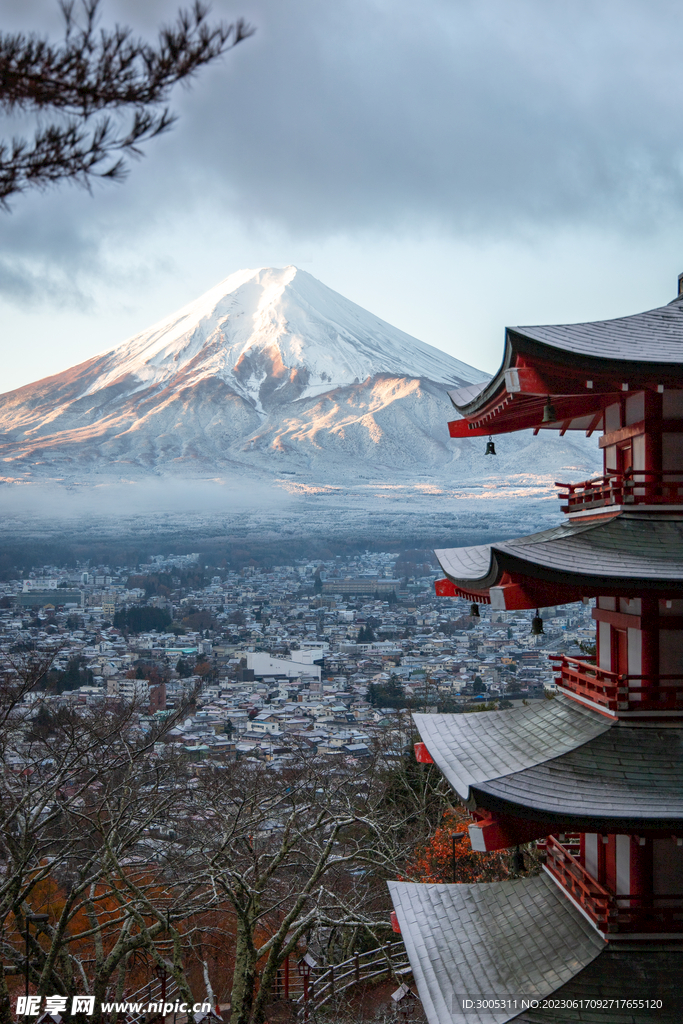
[508, 325, 683, 378]
[492, 548, 683, 592]
[448, 335, 515, 417]
[436, 515, 683, 602]
[434, 544, 501, 593]
[468, 785, 683, 835]
[447, 302, 683, 436]
[415, 705, 683, 831]
[434, 540, 593, 603]
[388, 875, 604, 1024]
[512, 293, 683, 366]
[474, 726, 683, 826]
[413, 697, 609, 803]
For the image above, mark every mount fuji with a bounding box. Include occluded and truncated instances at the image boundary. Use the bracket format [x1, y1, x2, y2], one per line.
[0, 266, 599, 528]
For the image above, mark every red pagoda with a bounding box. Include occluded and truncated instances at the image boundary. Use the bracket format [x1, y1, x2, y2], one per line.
[389, 280, 683, 1023]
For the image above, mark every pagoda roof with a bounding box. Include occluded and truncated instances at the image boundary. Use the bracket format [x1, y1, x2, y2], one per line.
[388, 873, 604, 1024]
[389, 874, 683, 1024]
[435, 513, 683, 603]
[447, 294, 683, 436]
[510, 295, 683, 365]
[415, 698, 683, 828]
[413, 695, 608, 803]
[477, 724, 683, 829]
[514, 946, 683, 1023]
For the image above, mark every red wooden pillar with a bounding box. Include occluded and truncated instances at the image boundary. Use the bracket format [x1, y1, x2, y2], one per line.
[597, 833, 607, 886]
[630, 835, 653, 928]
[643, 390, 662, 493]
[630, 837, 653, 895]
[611, 627, 628, 675]
[605, 835, 617, 892]
[640, 595, 659, 697]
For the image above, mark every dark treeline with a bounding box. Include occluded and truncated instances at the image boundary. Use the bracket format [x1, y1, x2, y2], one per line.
[113, 606, 172, 634]
[0, 529, 512, 579]
[367, 677, 502, 715]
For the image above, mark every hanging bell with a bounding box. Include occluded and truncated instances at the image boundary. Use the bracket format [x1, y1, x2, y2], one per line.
[542, 397, 557, 423]
[485, 435, 496, 455]
[530, 609, 544, 635]
[469, 603, 480, 618]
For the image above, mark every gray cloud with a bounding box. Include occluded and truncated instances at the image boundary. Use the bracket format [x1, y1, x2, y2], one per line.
[169, 0, 683, 235]
[2, 0, 683, 297]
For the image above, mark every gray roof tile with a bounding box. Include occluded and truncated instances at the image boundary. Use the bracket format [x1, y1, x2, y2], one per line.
[514, 947, 683, 1023]
[477, 725, 683, 823]
[413, 695, 610, 802]
[436, 513, 683, 590]
[388, 874, 604, 1024]
[447, 298, 683, 421]
[514, 297, 683, 364]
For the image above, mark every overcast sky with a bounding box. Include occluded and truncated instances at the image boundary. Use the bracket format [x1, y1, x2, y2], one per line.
[3, 0, 683, 392]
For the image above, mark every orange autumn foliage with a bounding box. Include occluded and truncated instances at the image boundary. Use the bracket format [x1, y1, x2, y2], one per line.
[5, 866, 283, 1007]
[401, 807, 511, 883]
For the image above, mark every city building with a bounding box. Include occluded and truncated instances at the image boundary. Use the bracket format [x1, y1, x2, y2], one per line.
[389, 280, 683, 1021]
[322, 578, 401, 596]
[19, 589, 83, 608]
[247, 649, 324, 681]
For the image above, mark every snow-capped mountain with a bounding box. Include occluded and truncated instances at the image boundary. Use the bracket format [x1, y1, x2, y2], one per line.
[0, 266, 599, 500]
[66, 265, 486, 409]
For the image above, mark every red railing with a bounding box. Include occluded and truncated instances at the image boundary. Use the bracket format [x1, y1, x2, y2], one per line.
[545, 837, 683, 934]
[544, 836, 614, 930]
[551, 655, 683, 713]
[611, 896, 683, 934]
[556, 470, 683, 512]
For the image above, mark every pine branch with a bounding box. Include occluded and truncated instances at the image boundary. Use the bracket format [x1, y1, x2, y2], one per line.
[0, 0, 254, 205]
[0, 1, 253, 114]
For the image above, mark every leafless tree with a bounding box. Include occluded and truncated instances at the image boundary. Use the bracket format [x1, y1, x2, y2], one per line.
[0, 0, 253, 207]
[187, 728, 449, 1024]
[0, 659, 454, 1024]
[0, 659, 213, 1024]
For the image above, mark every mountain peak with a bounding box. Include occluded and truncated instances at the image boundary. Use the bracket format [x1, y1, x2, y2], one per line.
[78, 266, 487, 408]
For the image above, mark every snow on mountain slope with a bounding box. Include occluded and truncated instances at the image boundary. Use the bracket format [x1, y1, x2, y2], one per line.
[0, 266, 600, 496]
[76, 266, 488, 408]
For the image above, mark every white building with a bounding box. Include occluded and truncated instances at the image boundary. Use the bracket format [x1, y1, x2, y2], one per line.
[246, 650, 323, 681]
[108, 678, 150, 702]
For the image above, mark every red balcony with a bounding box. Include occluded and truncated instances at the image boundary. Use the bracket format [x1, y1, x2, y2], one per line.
[544, 836, 683, 934]
[556, 470, 683, 513]
[544, 835, 614, 931]
[551, 655, 683, 714]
